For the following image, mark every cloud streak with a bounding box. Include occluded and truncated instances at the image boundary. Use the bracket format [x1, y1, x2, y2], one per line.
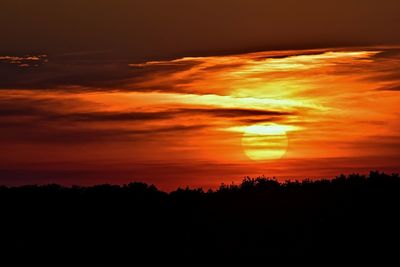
[1, 47, 400, 189]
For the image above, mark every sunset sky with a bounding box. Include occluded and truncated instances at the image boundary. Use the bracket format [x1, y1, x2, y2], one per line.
[1, 1, 400, 190]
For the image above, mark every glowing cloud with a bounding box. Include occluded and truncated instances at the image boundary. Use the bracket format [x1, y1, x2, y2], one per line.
[1, 47, 400, 189]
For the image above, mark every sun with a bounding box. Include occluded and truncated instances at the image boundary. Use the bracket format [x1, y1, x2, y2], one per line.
[241, 124, 289, 161]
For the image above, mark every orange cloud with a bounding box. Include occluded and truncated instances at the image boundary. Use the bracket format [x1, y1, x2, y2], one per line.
[1, 47, 400, 190]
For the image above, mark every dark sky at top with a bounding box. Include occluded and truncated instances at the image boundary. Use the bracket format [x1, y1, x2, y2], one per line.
[1, 0, 399, 60]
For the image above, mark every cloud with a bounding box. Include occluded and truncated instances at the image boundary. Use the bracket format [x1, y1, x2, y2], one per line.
[0, 94, 292, 121]
[360, 48, 400, 85]
[0, 55, 47, 67]
[0, 58, 134, 91]
[0, 105, 289, 143]
[48, 108, 291, 123]
[376, 84, 400, 91]
[0, 118, 209, 144]
[0, 49, 336, 93]
[1, 47, 400, 189]
[0, 92, 293, 146]
[364, 140, 400, 156]
[371, 48, 400, 59]
[0, 95, 96, 117]
[0, 52, 205, 93]
[2, 47, 399, 97]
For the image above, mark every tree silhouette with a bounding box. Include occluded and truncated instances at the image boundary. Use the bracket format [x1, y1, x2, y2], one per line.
[0, 171, 399, 266]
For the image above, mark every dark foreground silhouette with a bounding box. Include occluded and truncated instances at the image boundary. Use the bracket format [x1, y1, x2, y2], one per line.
[1, 171, 400, 266]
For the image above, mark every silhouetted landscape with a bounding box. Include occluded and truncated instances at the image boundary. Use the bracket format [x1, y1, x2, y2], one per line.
[2, 1, 400, 266]
[1, 171, 399, 266]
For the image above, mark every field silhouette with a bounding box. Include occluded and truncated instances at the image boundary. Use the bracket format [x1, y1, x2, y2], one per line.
[1, 171, 399, 266]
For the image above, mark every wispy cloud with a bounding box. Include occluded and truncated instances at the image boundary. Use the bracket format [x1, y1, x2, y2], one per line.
[1, 47, 400, 188]
[0, 55, 47, 67]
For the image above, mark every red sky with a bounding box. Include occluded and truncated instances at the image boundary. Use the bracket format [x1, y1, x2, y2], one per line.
[1, 47, 400, 190]
[1, 1, 400, 190]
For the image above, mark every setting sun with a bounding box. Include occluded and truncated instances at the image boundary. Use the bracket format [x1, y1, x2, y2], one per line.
[1, 48, 400, 189]
[242, 124, 289, 161]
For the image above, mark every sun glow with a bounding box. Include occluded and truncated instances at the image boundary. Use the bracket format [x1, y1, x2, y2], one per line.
[2, 47, 400, 188]
[241, 124, 295, 161]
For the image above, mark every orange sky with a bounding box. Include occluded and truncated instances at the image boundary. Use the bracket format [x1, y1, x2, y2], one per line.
[1, 47, 400, 190]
